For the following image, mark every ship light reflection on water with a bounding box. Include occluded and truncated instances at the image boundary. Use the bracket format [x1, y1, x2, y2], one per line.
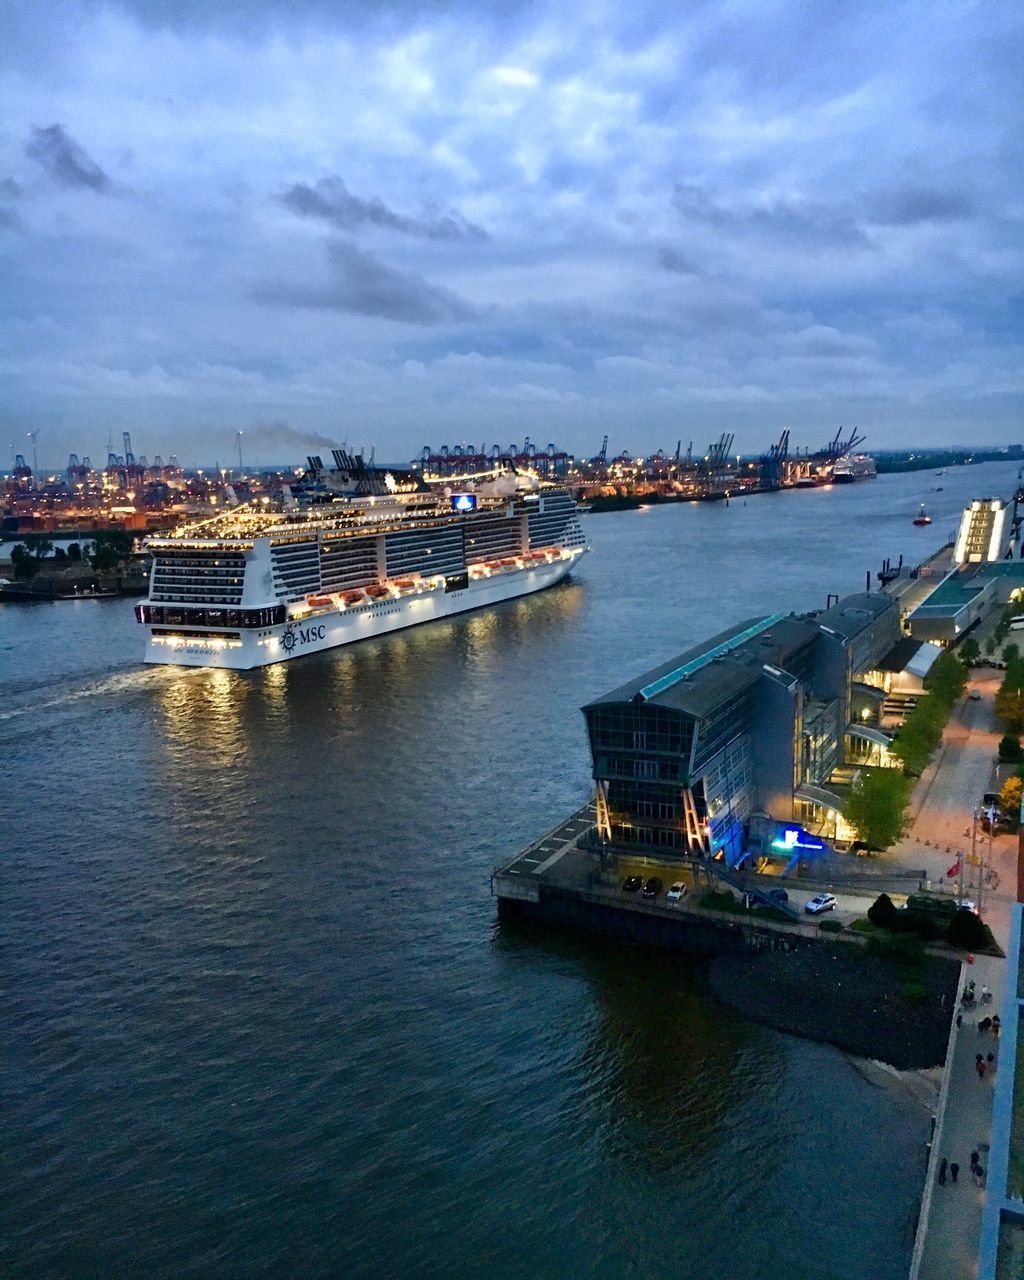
[159, 666, 249, 768]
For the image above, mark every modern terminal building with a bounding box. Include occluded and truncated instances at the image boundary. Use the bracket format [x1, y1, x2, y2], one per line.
[582, 591, 939, 870]
[907, 496, 1024, 644]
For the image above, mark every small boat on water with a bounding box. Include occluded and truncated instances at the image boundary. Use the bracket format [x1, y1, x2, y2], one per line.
[913, 504, 932, 526]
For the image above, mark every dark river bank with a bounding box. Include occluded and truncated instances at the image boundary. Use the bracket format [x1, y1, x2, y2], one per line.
[3, 460, 1019, 1279]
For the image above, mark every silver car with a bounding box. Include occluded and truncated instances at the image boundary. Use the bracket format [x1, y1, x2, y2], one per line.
[805, 893, 837, 915]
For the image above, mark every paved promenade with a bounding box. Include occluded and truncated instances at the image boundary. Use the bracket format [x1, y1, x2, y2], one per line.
[902, 668, 1016, 1280]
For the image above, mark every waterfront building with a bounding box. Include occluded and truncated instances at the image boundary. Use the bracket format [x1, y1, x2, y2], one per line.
[953, 498, 1014, 565]
[583, 593, 901, 867]
[903, 496, 1022, 644]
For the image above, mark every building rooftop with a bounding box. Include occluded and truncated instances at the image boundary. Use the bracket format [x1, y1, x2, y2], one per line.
[583, 614, 820, 719]
[816, 591, 896, 638]
[875, 637, 930, 673]
[909, 571, 991, 619]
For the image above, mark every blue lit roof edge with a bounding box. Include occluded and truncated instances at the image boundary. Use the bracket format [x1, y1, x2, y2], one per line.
[638, 612, 788, 701]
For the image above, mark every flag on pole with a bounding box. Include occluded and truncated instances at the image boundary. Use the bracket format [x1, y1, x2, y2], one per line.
[947, 857, 962, 879]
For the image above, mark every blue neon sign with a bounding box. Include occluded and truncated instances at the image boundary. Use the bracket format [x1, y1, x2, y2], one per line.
[770, 826, 827, 853]
[451, 493, 477, 512]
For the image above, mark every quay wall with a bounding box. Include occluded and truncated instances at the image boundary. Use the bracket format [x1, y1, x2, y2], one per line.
[497, 881, 821, 958]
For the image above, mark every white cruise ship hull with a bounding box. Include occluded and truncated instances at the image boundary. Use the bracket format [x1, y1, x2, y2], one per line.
[143, 550, 583, 670]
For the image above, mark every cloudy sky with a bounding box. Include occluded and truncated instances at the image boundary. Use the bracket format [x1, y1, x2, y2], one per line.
[1, 0, 1022, 467]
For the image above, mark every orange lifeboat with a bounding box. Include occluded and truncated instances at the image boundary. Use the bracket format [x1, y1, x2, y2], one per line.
[307, 594, 333, 608]
[393, 578, 416, 591]
[342, 590, 365, 605]
[365, 583, 391, 599]
[499, 557, 518, 567]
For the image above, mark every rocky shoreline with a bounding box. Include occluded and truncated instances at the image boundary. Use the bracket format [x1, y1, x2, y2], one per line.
[706, 945, 960, 1070]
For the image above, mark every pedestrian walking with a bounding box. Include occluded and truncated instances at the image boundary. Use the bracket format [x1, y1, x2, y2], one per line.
[957, 1013, 963, 1028]
[938, 1157, 948, 1185]
[993, 1015, 1002, 1039]
[950, 1162, 960, 1183]
[979, 1017, 992, 1034]
[971, 1150, 980, 1173]
[988, 1051, 996, 1070]
[974, 1164, 986, 1188]
[977, 1058, 987, 1080]
[982, 986, 991, 1004]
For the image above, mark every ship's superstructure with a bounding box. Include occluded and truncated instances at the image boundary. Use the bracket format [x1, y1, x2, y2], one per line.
[832, 454, 877, 482]
[136, 454, 587, 669]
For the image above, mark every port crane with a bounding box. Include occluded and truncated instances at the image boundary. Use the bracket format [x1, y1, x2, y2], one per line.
[759, 429, 790, 491]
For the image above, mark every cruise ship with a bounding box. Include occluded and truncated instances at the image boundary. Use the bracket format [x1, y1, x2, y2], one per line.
[832, 454, 877, 483]
[136, 451, 588, 669]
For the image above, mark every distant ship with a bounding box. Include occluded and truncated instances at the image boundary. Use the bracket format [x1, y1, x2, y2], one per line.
[913, 504, 932, 526]
[136, 451, 588, 669]
[832, 454, 877, 483]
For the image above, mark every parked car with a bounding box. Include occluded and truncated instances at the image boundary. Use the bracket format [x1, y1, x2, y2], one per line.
[622, 875, 643, 893]
[641, 876, 664, 898]
[804, 893, 837, 915]
[766, 887, 790, 907]
[667, 882, 688, 903]
[968, 688, 981, 701]
[956, 899, 977, 913]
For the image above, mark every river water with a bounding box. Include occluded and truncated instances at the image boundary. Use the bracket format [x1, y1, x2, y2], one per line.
[3, 460, 1019, 1280]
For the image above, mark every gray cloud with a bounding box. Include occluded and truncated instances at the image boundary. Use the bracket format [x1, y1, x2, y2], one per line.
[657, 246, 702, 276]
[256, 240, 478, 324]
[0, 177, 21, 229]
[280, 176, 487, 241]
[869, 187, 974, 226]
[673, 183, 871, 249]
[24, 124, 111, 192]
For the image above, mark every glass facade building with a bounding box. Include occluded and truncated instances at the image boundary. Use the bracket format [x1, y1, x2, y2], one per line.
[582, 592, 900, 866]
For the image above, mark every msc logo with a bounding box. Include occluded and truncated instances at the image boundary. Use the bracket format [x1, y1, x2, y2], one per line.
[451, 493, 477, 512]
[282, 623, 326, 652]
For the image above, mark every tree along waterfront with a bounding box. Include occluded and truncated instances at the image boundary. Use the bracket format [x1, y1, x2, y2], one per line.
[843, 652, 968, 851]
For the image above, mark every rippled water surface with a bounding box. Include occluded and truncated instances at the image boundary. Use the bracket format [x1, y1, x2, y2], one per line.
[4, 461, 1017, 1279]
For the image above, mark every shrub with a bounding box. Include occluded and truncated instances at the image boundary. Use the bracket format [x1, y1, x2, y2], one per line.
[700, 889, 742, 914]
[999, 735, 1023, 763]
[819, 918, 843, 933]
[948, 907, 996, 952]
[893, 910, 945, 942]
[903, 980, 928, 1004]
[849, 918, 875, 933]
[1000, 776, 1023, 821]
[866, 931, 925, 966]
[868, 892, 899, 929]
